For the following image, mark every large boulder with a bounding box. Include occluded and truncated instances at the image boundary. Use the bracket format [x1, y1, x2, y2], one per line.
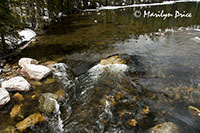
[2, 76, 31, 91]
[39, 93, 58, 114]
[0, 88, 10, 105]
[18, 58, 38, 68]
[100, 56, 126, 65]
[150, 122, 179, 133]
[20, 64, 52, 80]
[16, 113, 45, 132]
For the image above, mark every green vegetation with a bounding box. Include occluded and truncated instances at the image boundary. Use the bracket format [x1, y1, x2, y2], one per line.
[0, 0, 23, 54]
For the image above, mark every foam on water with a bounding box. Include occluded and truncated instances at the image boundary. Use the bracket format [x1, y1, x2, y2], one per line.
[50, 98, 64, 133]
[51, 63, 75, 88]
[191, 36, 200, 42]
[194, 29, 200, 32]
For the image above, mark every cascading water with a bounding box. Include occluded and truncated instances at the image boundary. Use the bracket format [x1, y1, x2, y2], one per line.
[61, 58, 152, 132]
[49, 98, 64, 133]
[50, 63, 75, 88]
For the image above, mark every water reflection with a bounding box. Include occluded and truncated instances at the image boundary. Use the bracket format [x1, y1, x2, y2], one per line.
[20, 2, 200, 61]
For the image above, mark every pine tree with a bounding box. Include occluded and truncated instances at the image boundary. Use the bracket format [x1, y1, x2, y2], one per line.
[0, 0, 23, 54]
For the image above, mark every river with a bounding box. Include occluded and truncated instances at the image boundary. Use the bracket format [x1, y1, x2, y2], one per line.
[1, 1, 200, 133]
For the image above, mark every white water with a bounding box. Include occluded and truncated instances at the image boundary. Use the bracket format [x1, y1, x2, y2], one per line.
[191, 36, 200, 42]
[50, 98, 64, 133]
[51, 63, 75, 88]
[85, 0, 200, 11]
[88, 63, 129, 81]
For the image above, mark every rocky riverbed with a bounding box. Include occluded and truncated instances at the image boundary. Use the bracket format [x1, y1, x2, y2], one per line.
[0, 54, 200, 132]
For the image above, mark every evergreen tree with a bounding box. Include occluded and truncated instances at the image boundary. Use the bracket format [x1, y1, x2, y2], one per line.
[0, 0, 23, 54]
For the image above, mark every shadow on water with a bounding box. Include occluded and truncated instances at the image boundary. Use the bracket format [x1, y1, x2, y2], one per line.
[8, 1, 200, 133]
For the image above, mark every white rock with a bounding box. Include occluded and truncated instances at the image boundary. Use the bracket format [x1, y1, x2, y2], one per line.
[18, 58, 38, 68]
[0, 88, 10, 105]
[2, 76, 31, 92]
[21, 64, 51, 80]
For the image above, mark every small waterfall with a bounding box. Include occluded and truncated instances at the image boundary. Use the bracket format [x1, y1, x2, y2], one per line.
[50, 63, 75, 89]
[50, 98, 64, 133]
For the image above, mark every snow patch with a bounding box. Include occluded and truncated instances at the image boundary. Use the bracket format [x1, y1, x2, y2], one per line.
[18, 29, 36, 44]
[85, 0, 200, 11]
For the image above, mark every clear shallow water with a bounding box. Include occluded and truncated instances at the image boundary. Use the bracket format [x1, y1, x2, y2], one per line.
[4, 1, 200, 133]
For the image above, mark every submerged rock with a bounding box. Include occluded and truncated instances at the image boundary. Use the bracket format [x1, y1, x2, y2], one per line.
[150, 122, 179, 133]
[10, 104, 24, 120]
[18, 57, 38, 68]
[16, 113, 45, 132]
[128, 119, 137, 127]
[39, 93, 58, 113]
[2, 126, 17, 133]
[12, 92, 24, 102]
[55, 89, 65, 100]
[100, 55, 126, 65]
[20, 64, 51, 80]
[0, 88, 10, 105]
[44, 78, 56, 84]
[188, 106, 200, 120]
[2, 76, 31, 91]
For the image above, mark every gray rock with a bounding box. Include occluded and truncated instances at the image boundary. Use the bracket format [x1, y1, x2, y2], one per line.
[39, 93, 58, 114]
[150, 122, 179, 133]
[2, 76, 31, 91]
[0, 88, 10, 105]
